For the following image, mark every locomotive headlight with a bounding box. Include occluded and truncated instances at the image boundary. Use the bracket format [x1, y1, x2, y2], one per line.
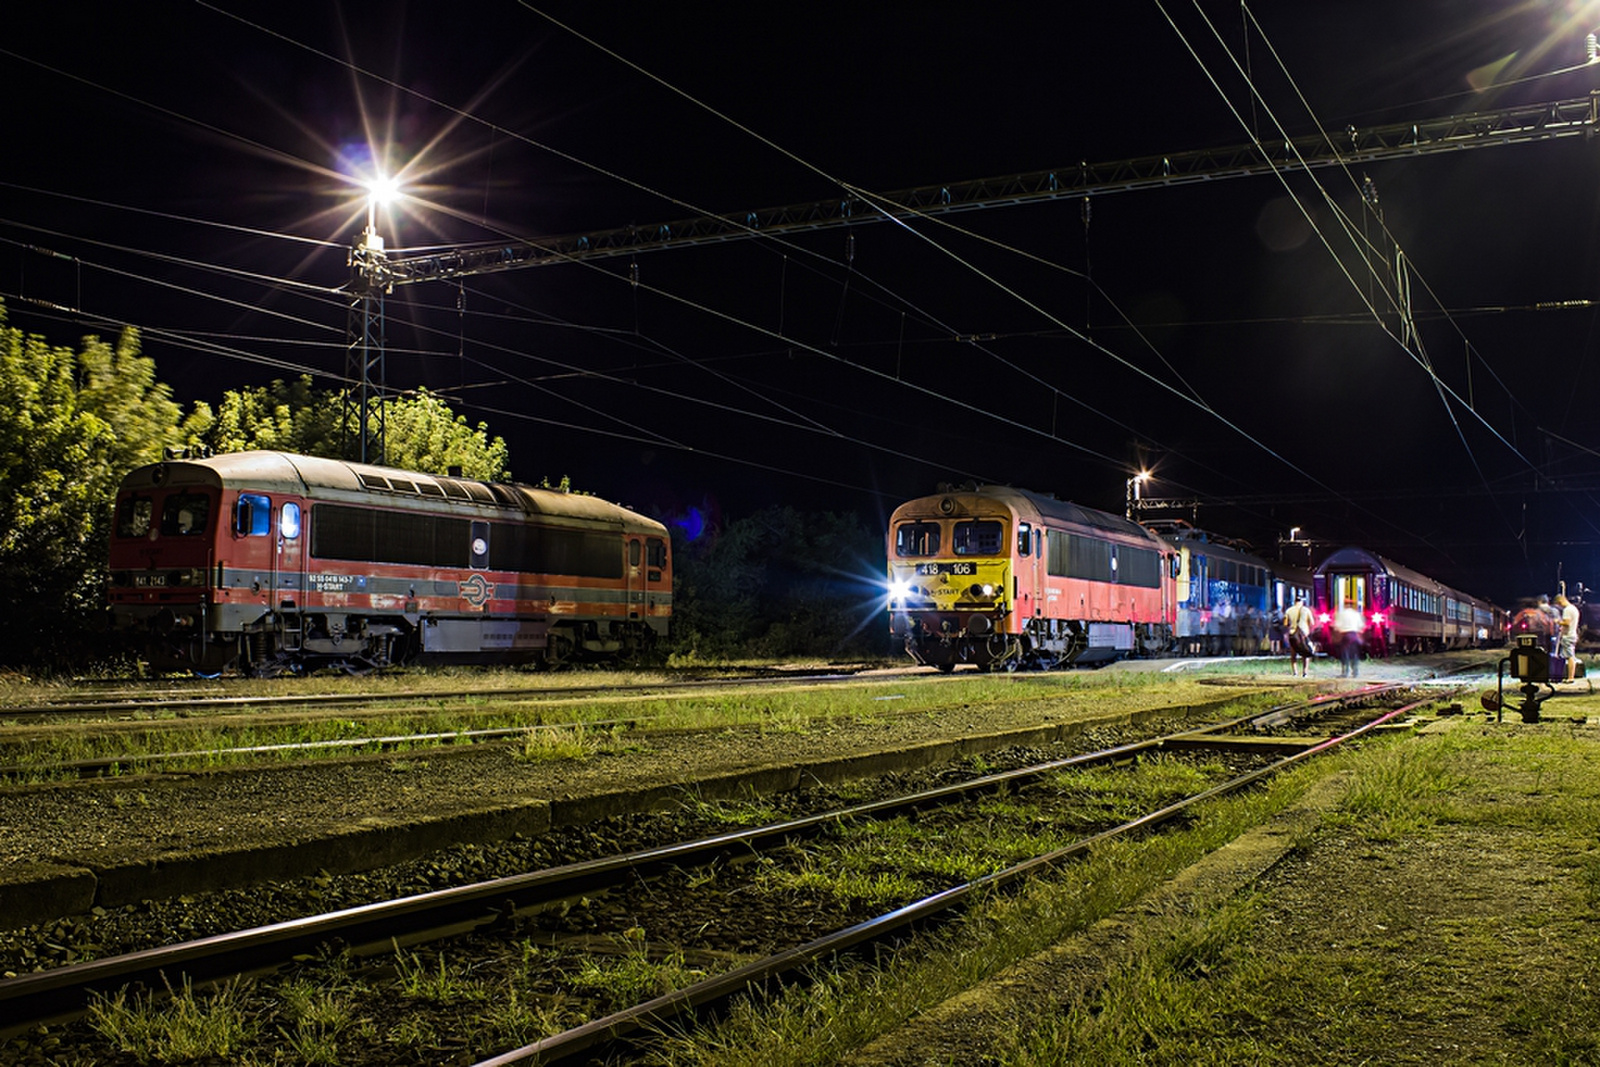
[889, 578, 913, 601]
[982, 583, 995, 598]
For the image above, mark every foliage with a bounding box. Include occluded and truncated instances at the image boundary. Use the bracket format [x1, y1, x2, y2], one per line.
[0, 303, 899, 670]
[0, 301, 205, 667]
[198, 375, 510, 479]
[668, 505, 892, 661]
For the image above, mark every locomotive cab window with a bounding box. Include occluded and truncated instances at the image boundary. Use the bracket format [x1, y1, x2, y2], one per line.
[647, 539, 667, 568]
[895, 522, 941, 558]
[629, 539, 642, 567]
[159, 493, 211, 536]
[235, 494, 272, 537]
[116, 496, 155, 538]
[279, 502, 301, 540]
[1017, 522, 1031, 556]
[953, 520, 1002, 556]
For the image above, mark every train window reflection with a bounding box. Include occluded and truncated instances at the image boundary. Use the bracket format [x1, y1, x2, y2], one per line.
[235, 494, 271, 537]
[953, 521, 1002, 556]
[280, 502, 301, 540]
[895, 522, 941, 557]
[159, 493, 210, 536]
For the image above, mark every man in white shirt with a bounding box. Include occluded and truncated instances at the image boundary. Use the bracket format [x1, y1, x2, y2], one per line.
[1556, 593, 1580, 682]
[1283, 595, 1314, 677]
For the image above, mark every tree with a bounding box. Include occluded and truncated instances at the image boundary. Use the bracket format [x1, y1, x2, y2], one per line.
[0, 300, 200, 666]
[199, 376, 509, 479]
[668, 506, 892, 661]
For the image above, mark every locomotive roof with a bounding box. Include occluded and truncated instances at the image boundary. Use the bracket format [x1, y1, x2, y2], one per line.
[893, 485, 1159, 544]
[119, 451, 666, 533]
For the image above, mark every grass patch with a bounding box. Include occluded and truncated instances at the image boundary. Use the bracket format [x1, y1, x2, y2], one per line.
[88, 975, 259, 1063]
[0, 671, 1263, 781]
[663, 725, 1600, 1067]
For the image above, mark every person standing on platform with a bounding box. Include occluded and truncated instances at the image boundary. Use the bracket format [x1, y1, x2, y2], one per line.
[1334, 600, 1365, 678]
[1283, 594, 1315, 677]
[1556, 593, 1580, 682]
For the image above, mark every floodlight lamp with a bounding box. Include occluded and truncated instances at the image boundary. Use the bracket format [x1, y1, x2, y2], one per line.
[366, 174, 402, 206]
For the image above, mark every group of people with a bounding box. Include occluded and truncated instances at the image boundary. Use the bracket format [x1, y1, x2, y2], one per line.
[1529, 593, 1582, 683]
[1284, 591, 1584, 682]
[1280, 593, 1365, 678]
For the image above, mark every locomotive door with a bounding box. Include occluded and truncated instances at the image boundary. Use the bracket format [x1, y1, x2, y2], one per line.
[274, 501, 304, 615]
[1015, 522, 1041, 623]
[625, 537, 644, 619]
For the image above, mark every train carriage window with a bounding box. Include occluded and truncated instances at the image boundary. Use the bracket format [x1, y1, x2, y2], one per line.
[234, 494, 272, 536]
[953, 520, 1003, 556]
[1017, 522, 1031, 557]
[1046, 530, 1114, 581]
[279, 502, 301, 540]
[647, 539, 667, 568]
[116, 496, 155, 538]
[312, 504, 469, 567]
[895, 522, 940, 557]
[1117, 545, 1162, 588]
[159, 493, 211, 536]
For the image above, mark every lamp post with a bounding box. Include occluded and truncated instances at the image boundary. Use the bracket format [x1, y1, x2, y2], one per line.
[344, 177, 400, 465]
[1125, 470, 1151, 520]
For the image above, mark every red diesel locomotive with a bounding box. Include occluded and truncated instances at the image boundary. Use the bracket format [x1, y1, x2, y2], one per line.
[108, 451, 672, 675]
[886, 485, 1174, 670]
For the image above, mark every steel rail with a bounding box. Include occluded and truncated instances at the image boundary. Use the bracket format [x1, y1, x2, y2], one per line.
[474, 694, 1435, 1065]
[0, 669, 878, 722]
[0, 685, 1415, 1033]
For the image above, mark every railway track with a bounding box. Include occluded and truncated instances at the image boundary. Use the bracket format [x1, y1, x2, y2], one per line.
[0, 668, 884, 725]
[0, 684, 1438, 1060]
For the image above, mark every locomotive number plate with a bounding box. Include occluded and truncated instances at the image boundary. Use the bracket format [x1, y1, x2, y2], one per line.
[916, 561, 978, 576]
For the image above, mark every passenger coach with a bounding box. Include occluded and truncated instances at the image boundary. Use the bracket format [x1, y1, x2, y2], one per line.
[108, 451, 672, 675]
[886, 485, 1174, 670]
[1313, 545, 1502, 654]
[1155, 524, 1312, 656]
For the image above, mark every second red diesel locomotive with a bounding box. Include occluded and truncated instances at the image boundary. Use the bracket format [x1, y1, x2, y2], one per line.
[108, 451, 672, 675]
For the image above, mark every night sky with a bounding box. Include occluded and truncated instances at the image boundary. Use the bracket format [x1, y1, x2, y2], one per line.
[6, 2, 1600, 606]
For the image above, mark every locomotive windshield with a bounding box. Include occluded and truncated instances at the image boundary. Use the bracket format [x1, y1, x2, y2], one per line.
[894, 522, 940, 558]
[158, 493, 211, 537]
[115, 496, 154, 538]
[952, 520, 1003, 556]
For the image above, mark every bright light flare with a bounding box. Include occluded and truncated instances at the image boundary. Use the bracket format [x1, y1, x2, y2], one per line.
[366, 173, 403, 207]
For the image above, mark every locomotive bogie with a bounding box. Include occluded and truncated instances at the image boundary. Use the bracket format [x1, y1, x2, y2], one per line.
[108, 452, 671, 675]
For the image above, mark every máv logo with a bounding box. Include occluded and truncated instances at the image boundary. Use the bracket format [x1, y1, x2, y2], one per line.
[459, 573, 494, 606]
